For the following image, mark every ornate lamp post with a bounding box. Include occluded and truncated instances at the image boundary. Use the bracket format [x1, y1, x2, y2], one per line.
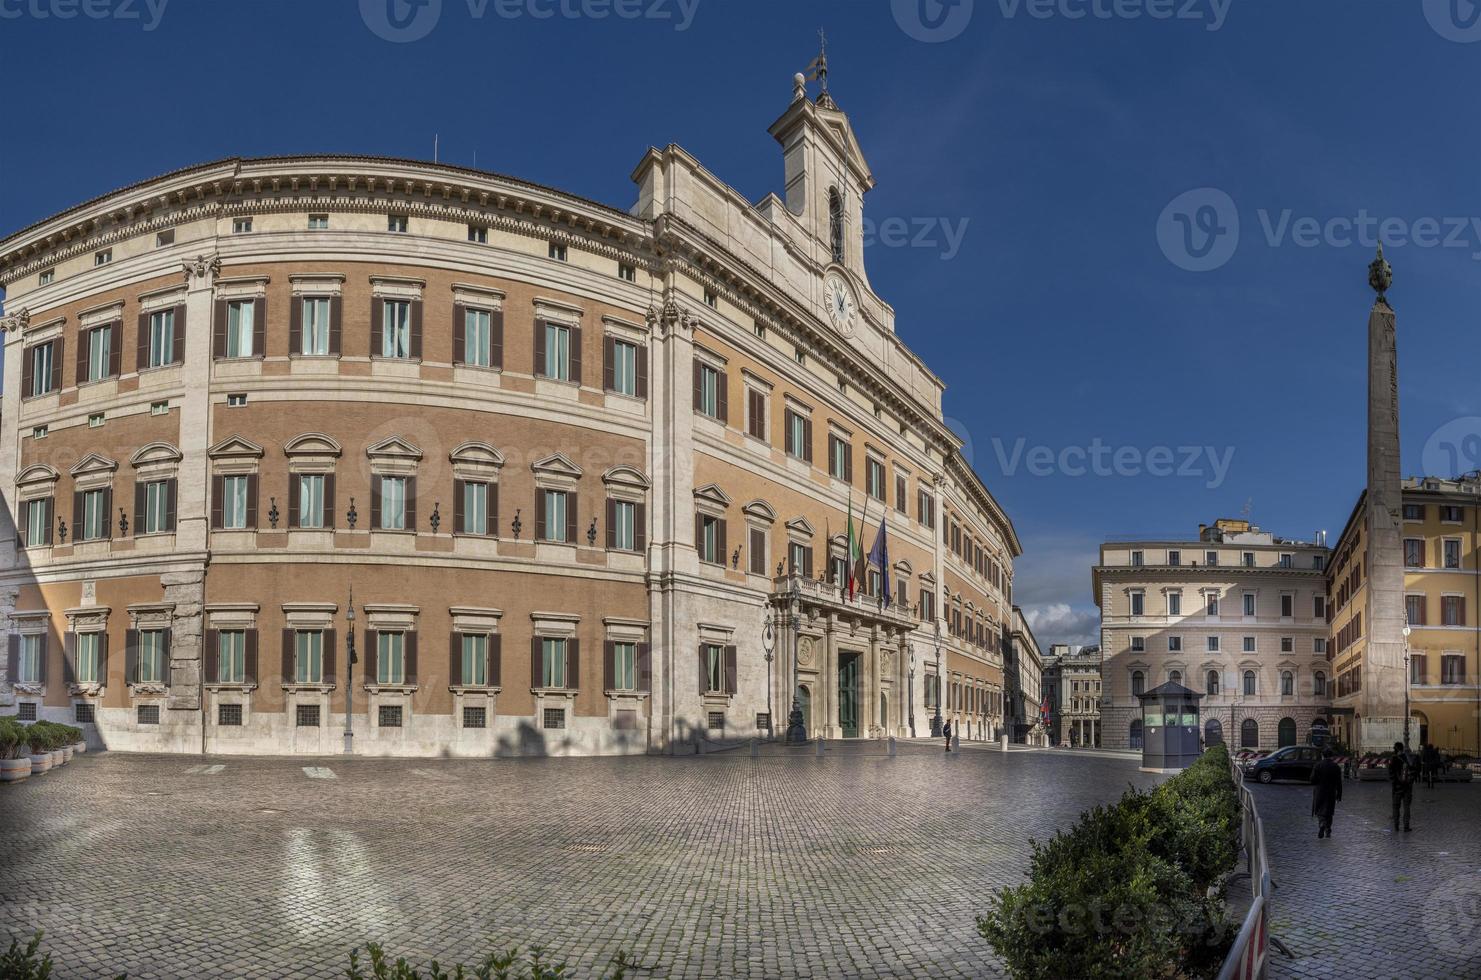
[931, 620, 943, 738]
[907, 643, 916, 738]
[344, 590, 358, 755]
[762, 608, 776, 740]
[785, 577, 807, 743]
[1402, 624, 1412, 749]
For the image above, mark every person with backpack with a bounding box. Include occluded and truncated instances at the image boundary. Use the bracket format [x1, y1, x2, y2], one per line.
[1388, 741, 1417, 832]
[942, 720, 952, 753]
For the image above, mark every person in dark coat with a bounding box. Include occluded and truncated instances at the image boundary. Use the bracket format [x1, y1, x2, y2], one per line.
[942, 720, 952, 752]
[1388, 741, 1416, 832]
[1421, 743, 1440, 789]
[1310, 748, 1343, 838]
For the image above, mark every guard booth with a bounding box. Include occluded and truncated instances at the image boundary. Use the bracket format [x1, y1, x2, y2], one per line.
[1138, 681, 1204, 773]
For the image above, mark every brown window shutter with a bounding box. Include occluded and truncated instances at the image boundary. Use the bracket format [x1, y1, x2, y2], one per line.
[252, 298, 267, 357]
[21, 345, 34, 398]
[405, 477, 417, 531]
[209, 477, 223, 529]
[724, 645, 738, 695]
[454, 480, 465, 534]
[244, 629, 259, 685]
[328, 298, 341, 356]
[804, 547, 814, 580]
[844, 445, 853, 484]
[63, 632, 77, 684]
[404, 632, 418, 685]
[42, 498, 53, 545]
[173, 305, 187, 363]
[488, 483, 499, 538]
[803, 419, 813, 462]
[633, 503, 647, 553]
[693, 359, 703, 412]
[605, 498, 616, 550]
[603, 336, 615, 391]
[213, 299, 228, 358]
[409, 301, 423, 360]
[282, 629, 295, 684]
[531, 635, 543, 688]
[123, 631, 139, 684]
[637, 642, 651, 692]
[5, 635, 17, 684]
[567, 638, 580, 690]
[322, 475, 335, 529]
[490, 308, 504, 369]
[371, 476, 382, 530]
[635, 344, 648, 399]
[73, 490, 83, 536]
[245, 475, 258, 530]
[76, 329, 90, 384]
[323, 629, 337, 682]
[204, 630, 219, 684]
[716, 371, 728, 424]
[603, 639, 615, 692]
[489, 634, 501, 687]
[695, 513, 705, 559]
[288, 473, 301, 529]
[370, 298, 384, 356]
[449, 632, 463, 686]
[718, 518, 728, 565]
[137, 313, 150, 371]
[452, 303, 466, 365]
[134, 480, 147, 534]
[533, 319, 546, 376]
[698, 644, 707, 695]
[289, 298, 303, 355]
[50, 338, 62, 392]
[108, 322, 121, 377]
[364, 630, 379, 683]
[568, 325, 582, 385]
[535, 489, 547, 541]
[565, 492, 578, 545]
[750, 528, 765, 575]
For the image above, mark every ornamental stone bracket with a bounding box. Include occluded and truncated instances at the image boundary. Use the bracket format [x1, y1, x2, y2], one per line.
[129, 683, 168, 697]
[182, 253, 222, 288]
[11, 683, 44, 697]
[0, 307, 29, 333]
[68, 683, 106, 698]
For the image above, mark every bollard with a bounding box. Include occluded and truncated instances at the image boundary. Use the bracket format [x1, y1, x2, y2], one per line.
[697, 735, 705, 756]
[888, 736, 897, 758]
[1002, 734, 1009, 753]
[952, 732, 961, 753]
[750, 737, 759, 758]
[816, 736, 825, 757]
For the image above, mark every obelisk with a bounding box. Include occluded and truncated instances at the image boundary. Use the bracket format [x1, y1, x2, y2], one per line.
[1361, 246, 1408, 752]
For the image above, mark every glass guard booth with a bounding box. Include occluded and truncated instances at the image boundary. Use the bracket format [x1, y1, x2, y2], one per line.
[1138, 681, 1204, 773]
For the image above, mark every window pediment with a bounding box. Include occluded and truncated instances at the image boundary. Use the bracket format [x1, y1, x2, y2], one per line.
[693, 484, 732, 509]
[131, 442, 183, 468]
[531, 452, 583, 481]
[602, 465, 650, 492]
[69, 453, 119, 478]
[742, 499, 776, 524]
[785, 516, 815, 538]
[16, 463, 60, 491]
[208, 436, 264, 461]
[284, 433, 343, 458]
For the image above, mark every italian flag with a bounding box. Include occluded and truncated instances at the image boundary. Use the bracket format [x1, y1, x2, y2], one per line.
[846, 493, 864, 599]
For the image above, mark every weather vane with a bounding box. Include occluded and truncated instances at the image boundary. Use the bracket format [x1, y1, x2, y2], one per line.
[807, 28, 830, 95]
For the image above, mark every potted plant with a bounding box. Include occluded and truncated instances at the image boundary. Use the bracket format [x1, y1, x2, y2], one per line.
[0, 718, 31, 783]
[69, 722, 87, 753]
[24, 723, 54, 775]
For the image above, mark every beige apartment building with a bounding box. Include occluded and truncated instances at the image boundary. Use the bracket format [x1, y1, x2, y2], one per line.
[1006, 606, 1045, 744]
[0, 73, 1019, 757]
[1095, 519, 1331, 751]
[1327, 475, 1481, 755]
[1043, 643, 1100, 747]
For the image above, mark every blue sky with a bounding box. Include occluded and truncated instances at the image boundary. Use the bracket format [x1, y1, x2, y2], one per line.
[2, 0, 1478, 647]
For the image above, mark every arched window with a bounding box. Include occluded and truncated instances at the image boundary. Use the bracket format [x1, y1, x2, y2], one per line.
[828, 188, 845, 264]
[1314, 671, 1327, 697]
[1243, 670, 1257, 696]
[1131, 670, 1145, 697]
[1129, 719, 1144, 749]
[1205, 718, 1224, 745]
[1281, 671, 1294, 696]
[1206, 670, 1220, 696]
[1240, 717, 1259, 748]
[1169, 669, 1182, 686]
[1277, 717, 1297, 747]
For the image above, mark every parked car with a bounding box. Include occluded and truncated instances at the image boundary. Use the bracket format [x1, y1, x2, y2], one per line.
[1245, 745, 1323, 784]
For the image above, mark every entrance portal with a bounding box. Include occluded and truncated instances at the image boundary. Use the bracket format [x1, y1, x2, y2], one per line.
[838, 651, 860, 738]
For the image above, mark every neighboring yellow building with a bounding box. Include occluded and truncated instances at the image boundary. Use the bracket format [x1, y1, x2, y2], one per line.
[1327, 475, 1481, 755]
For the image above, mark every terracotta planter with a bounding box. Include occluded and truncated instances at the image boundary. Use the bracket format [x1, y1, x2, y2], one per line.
[27, 753, 52, 774]
[0, 758, 31, 782]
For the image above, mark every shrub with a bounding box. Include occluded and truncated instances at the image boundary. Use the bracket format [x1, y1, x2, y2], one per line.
[978, 745, 1239, 979]
[1, 931, 54, 979]
[346, 944, 643, 980]
[0, 717, 25, 760]
[23, 724, 58, 754]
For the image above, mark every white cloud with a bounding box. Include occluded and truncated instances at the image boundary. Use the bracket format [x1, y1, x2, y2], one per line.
[1023, 602, 1099, 649]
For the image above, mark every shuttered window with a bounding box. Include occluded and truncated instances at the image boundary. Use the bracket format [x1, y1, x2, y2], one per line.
[221, 476, 250, 530]
[226, 301, 255, 358]
[377, 632, 406, 684]
[218, 631, 246, 684]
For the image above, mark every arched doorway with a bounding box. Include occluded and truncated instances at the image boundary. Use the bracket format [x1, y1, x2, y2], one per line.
[1240, 717, 1259, 748]
[1129, 719, 1144, 749]
[1205, 718, 1223, 746]
[1411, 710, 1430, 747]
[1277, 717, 1297, 748]
[797, 685, 812, 734]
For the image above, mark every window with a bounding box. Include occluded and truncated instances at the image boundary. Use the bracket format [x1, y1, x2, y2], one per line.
[540, 489, 569, 542]
[542, 322, 572, 380]
[300, 298, 332, 356]
[135, 704, 157, 725]
[1444, 539, 1462, 569]
[463, 705, 488, 728]
[1241, 718, 1259, 748]
[788, 542, 810, 577]
[1130, 550, 1143, 567]
[378, 705, 403, 728]
[1243, 593, 1257, 617]
[548, 241, 567, 261]
[1205, 550, 1218, 566]
[1406, 594, 1426, 626]
[895, 475, 908, 514]
[227, 393, 247, 407]
[1242, 552, 1255, 568]
[543, 707, 566, 730]
[308, 214, 329, 230]
[1314, 671, 1326, 696]
[1168, 669, 1182, 686]
[94, 249, 112, 266]
[1312, 554, 1325, 571]
[1129, 591, 1144, 616]
[1314, 596, 1326, 618]
[147, 309, 176, 367]
[218, 630, 246, 684]
[378, 476, 407, 531]
[381, 300, 413, 359]
[468, 224, 488, 243]
[540, 637, 567, 688]
[1280, 637, 1294, 653]
[697, 514, 723, 565]
[1280, 594, 1294, 618]
[296, 631, 323, 684]
[88, 413, 105, 429]
[1441, 654, 1465, 685]
[28, 340, 57, 397]
[39, 268, 54, 285]
[387, 214, 408, 233]
[376, 632, 405, 685]
[461, 481, 489, 536]
[827, 435, 850, 481]
[32, 426, 47, 439]
[1131, 670, 1145, 697]
[1403, 503, 1424, 521]
[232, 218, 253, 234]
[18, 635, 44, 684]
[1411, 654, 1427, 684]
[1168, 592, 1182, 616]
[136, 630, 166, 684]
[611, 500, 636, 551]
[218, 703, 242, 726]
[297, 474, 326, 529]
[80, 488, 109, 540]
[23, 498, 51, 547]
[1130, 636, 1144, 652]
[704, 643, 725, 694]
[1206, 670, 1220, 696]
[1167, 635, 1182, 652]
[156, 229, 175, 248]
[1281, 671, 1294, 696]
[696, 363, 721, 418]
[1243, 670, 1257, 696]
[1243, 636, 1256, 653]
[1441, 505, 1464, 523]
[1442, 595, 1466, 627]
[745, 389, 767, 439]
[611, 641, 636, 691]
[1168, 550, 1181, 566]
[917, 489, 935, 528]
[463, 308, 492, 367]
[461, 634, 488, 687]
[785, 411, 810, 461]
[85, 324, 113, 382]
[17, 703, 36, 721]
[1279, 553, 1293, 569]
[1207, 595, 1220, 616]
[226, 300, 255, 358]
[617, 262, 636, 283]
[704, 289, 717, 309]
[1314, 638, 1328, 655]
[609, 339, 637, 396]
[297, 704, 322, 727]
[1404, 539, 1425, 567]
[141, 480, 171, 535]
[1207, 636, 1220, 653]
[865, 458, 886, 501]
[221, 475, 250, 530]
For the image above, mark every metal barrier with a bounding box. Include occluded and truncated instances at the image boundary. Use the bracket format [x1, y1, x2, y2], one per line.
[1217, 753, 1274, 980]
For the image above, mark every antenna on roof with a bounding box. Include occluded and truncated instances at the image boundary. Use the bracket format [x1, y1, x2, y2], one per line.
[434, 134, 439, 163]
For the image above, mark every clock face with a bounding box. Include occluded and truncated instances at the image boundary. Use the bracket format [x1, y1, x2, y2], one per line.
[826, 275, 856, 334]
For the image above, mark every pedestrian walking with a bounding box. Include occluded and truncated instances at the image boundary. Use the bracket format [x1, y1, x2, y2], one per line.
[1388, 741, 1416, 833]
[942, 720, 952, 753]
[1310, 748, 1343, 839]
[1422, 743, 1440, 789]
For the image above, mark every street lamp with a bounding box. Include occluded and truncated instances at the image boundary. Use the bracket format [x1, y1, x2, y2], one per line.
[907, 643, 916, 738]
[762, 608, 776, 740]
[931, 620, 943, 738]
[785, 578, 808, 743]
[1402, 624, 1412, 749]
[344, 589, 358, 755]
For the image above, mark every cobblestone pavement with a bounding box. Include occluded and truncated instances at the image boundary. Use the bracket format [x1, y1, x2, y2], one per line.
[1254, 775, 1481, 980]
[0, 743, 1162, 980]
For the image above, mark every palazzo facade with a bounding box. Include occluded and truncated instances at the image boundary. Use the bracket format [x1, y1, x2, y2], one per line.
[0, 76, 1019, 756]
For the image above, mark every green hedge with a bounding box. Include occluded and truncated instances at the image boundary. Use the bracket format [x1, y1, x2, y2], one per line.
[978, 744, 1240, 979]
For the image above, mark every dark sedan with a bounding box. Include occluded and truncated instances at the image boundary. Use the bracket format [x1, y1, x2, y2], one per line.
[1245, 745, 1323, 784]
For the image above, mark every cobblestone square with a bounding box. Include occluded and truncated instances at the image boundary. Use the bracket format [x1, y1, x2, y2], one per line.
[0, 745, 1159, 979]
